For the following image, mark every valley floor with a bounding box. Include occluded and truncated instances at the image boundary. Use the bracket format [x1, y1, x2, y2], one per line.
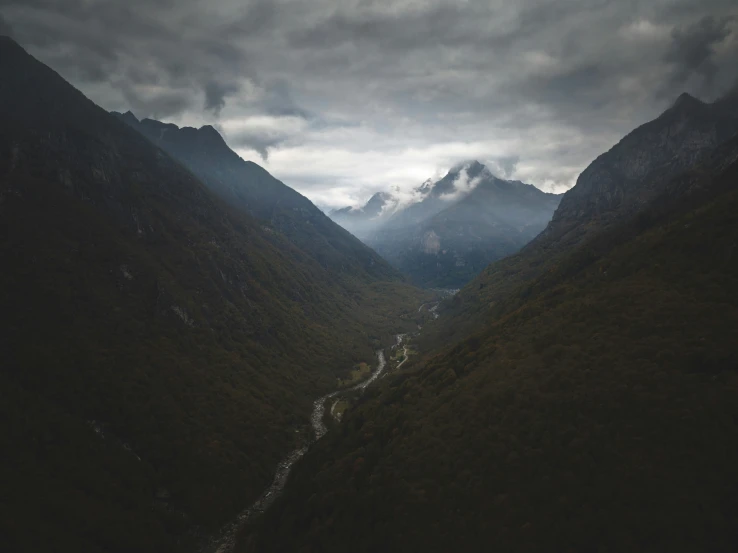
[228, 297, 449, 550]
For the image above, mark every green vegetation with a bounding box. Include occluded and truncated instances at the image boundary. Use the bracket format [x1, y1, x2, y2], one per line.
[331, 399, 351, 420]
[390, 343, 411, 369]
[241, 143, 738, 552]
[401, 346, 418, 363]
[337, 362, 372, 388]
[0, 39, 430, 552]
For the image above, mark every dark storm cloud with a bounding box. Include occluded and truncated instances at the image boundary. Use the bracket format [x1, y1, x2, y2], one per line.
[119, 82, 192, 120]
[228, 132, 283, 161]
[287, 0, 592, 55]
[0, 13, 12, 35]
[1, 0, 737, 204]
[289, 4, 471, 50]
[205, 81, 239, 114]
[221, 0, 279, 37]
[0, 0, 252, 118]
[526, 66, 608, 110]
[263, 80, 312, 119]
[665, 15, 735, 91]
[488, 156, 521, 179]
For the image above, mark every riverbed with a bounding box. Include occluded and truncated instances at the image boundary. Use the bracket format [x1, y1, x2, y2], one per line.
[202, 291, 459, 553]
[204, 348, 389, 553]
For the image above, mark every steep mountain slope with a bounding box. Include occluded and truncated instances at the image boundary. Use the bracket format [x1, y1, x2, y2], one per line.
[0, 37, 426, 552]
[112, 112, 397, 282]
[428, 91, 738, 346]
[541, 92, 738, 250]
[243, 133, 738, 553]
[361, 162, 561, 287]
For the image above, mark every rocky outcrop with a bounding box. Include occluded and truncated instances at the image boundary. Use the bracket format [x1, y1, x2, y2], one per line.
[539, 92, 738, 249]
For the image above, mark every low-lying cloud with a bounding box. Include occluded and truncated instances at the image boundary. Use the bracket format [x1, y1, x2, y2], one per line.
[664, 15, 735, 94]
[440, 166, 485, 202]
[223, 115, 310, 160]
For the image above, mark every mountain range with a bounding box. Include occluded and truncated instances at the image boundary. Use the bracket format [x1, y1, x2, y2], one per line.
[4, 30, 738, 553]
[330, 161, 562, 287]
[435, 87, 738, 344]
[539, 90, 738, 251]
[242, 88, 738, 552]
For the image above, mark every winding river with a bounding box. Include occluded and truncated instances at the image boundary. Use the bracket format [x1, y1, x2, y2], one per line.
[203, 290, 457, 553]
[204, 348, 389, 553]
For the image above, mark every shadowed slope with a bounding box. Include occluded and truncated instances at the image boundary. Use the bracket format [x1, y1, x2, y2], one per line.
[0, 37, 424, 552]
[113, 112, 400, 283]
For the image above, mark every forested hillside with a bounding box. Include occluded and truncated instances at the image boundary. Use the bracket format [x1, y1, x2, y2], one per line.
[113, 112, 398, 283]
[241, 127, 738, 553]
[0, 37, 427, 552]
[419, 89, 738, 348]
[3, 0, 737, 551]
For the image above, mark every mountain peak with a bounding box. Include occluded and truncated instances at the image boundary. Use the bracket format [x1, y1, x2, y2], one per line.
[670, 92, 704, 112]
[140, 117, 178, 131]
[367, 191, 388, 202]
[418, 178, 434, 195]
[363, 191, 392, 216]
[111, 110, 140, 127]
[198, 124, 228, 146]
[199, 124, 219, 135]
[451, 159, 485, 173]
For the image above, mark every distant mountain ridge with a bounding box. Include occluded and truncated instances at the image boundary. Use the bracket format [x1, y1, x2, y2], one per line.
[330, 161, 561, 287]
[332, 191, 395, 219]
[330, 191, 397, 237]
[113, 110, 399, 283]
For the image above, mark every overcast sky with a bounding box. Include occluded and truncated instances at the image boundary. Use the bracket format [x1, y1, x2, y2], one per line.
[1, 0, 736, 208]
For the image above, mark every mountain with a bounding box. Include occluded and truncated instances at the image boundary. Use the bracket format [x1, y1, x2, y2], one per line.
[539, 91, 738, 251]
[0, 37, 427, 552]
[329, 191, 397, 238]
[426, 90, 738, 347]
[112, 112, 398, 283]
[242, 105, 738, 553]
[347, 161, 561, 288]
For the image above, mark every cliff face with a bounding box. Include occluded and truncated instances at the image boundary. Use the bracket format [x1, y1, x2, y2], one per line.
[541, 93, 738, 249]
